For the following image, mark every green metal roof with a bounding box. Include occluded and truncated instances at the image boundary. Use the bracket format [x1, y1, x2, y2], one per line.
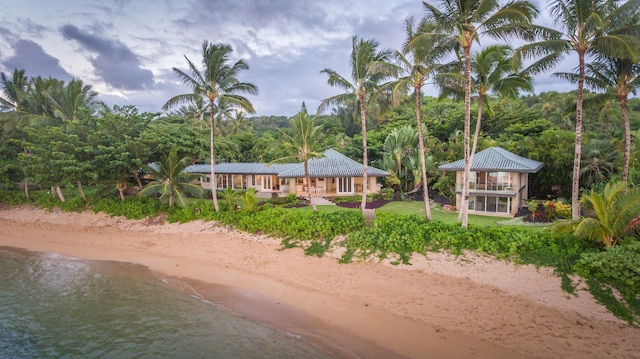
[185, 149, 390, 178]
[437, 147, 543, 173]
[186, 163, 298, 175]
[277, 149, 390, 178]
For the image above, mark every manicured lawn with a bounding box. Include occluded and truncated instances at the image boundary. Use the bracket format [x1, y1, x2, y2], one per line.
[376, 200, 505, 226]
[295, 200, 513, 227]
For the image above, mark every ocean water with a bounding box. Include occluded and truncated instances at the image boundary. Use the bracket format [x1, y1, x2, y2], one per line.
[0, 247, 336, 359]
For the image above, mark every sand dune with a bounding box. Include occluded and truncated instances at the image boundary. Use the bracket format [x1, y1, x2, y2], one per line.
[1, 205, 638, 358]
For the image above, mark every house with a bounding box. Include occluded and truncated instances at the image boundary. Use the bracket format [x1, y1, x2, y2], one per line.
[437, 147, 543, 217]
[186, 148, 390, 197]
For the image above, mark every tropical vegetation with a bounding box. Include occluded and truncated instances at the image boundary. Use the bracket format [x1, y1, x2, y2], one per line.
[0, 0, 640, 324]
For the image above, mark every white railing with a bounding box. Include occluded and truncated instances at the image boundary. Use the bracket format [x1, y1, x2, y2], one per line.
[455, 183, 515, 193]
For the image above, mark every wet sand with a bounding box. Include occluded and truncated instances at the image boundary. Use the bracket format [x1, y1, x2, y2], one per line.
[1, 205, 638, 358]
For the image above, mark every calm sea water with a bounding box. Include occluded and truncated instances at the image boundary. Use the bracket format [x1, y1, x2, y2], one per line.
[0, 247, 336, 359]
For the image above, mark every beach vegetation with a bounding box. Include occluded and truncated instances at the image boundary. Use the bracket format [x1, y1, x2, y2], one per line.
[212, 207, 364, 256]
[240, 188, 259, 213]
[219, 187, 240, 212]
[575, 241, 640, 323]
[139, 148, 204, 208]
[553, 181, 640, 247]
[0, 189, 31, 205]
[90, 196, 166, 220]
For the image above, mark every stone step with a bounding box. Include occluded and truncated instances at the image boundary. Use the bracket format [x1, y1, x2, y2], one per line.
[310, 196, 335, 205]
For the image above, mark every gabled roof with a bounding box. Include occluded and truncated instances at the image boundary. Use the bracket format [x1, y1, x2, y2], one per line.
[437, 147, 543, 173]
[277, 148, 390, 178]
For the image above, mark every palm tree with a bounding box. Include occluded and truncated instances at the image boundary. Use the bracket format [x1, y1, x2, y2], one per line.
[0, 69, 30, 198]
[0, 69, 29, 112]
[389, 18, 451, 220]
[140, 148, 204, 208]
[439, 44, 534, 181]
[318, 36, 395, 212]
[381, 125, 418, 191]
[163, 41, 258, 212]
[518, 0, 640, 220]
[579, 139, 616, 187]
[45, 78, 98, 124]
[555, 181, 640, 247]
[275, 105, 324, 211]
[420, 0, 538, 227]
[583, 57, 640, 182]
[470, 45, 533, 160]
[167, 96, 209, 130]
[219, 187, 239, 211]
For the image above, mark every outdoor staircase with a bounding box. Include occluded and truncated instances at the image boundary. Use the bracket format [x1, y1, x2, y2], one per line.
[310, 196, 335, 206]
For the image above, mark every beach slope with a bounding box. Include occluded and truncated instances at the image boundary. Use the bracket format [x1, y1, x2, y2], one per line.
[0, 206, 638, 358]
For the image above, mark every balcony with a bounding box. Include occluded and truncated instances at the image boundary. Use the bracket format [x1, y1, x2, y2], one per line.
[455, 183, 516, 195]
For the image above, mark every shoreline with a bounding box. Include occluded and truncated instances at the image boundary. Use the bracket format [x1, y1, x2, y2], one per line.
[1, 205, 639, 358]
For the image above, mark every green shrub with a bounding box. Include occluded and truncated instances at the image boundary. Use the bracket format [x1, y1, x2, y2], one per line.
[56, 195, 88, 212]
[575, 242, 640, 302]
[212, 207, 364, 256]
[332, 195, 362, 203]
[33, 191, 58, 209]
[342, 212, 584, 266]
[0, 190, 31, 205]
[91, 197, 166, 219]
[265, 193, 299, 206]
[574, 242, 640, 324]
[167, 200, 217, 223]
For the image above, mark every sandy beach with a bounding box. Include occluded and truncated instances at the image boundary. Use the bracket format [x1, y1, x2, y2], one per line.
[1, 205, 638, 358]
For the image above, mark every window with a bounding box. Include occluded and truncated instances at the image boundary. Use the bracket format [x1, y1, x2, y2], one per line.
[468, 171, 477, 190]
[488, 172, 512, 191]
[338, 177, 353, 194]
[498, 197, 509, 213]
[469, 195, 511, 214]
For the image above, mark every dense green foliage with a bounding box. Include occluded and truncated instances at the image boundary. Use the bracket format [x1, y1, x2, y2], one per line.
[575, 241, 640, 323]
[213, 207, 364, 256]
[91, 197, 167, 220]
[0, 190, 31, 205]
[342, 211, 591, 265]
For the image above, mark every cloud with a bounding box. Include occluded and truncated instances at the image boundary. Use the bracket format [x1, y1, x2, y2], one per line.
[61, 24, 154, 90]
[1, 39, 73, 80]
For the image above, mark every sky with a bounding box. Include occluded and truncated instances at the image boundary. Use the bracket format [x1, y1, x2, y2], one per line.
[0, 0, 577, 117]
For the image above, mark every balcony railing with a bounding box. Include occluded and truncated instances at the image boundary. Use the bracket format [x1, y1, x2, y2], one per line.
[455, 183, 515, 193]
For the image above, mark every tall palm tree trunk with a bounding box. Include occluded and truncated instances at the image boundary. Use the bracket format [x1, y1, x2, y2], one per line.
[210, 99, 220, 212]
[471, 94, 484, 163]
[359, 95, 369, 213]
[572, 53, 586, 220]
[460, 44, 473, 228]
[304, 160, 317, 211]
[620, 96, 631, 183]
[415, 87, 432, 221]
